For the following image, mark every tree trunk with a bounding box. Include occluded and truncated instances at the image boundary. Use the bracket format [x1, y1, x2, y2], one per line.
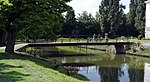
[5, 31, 16, 53]
[0, 33, 2, 47]
[0, 29, 5, 46]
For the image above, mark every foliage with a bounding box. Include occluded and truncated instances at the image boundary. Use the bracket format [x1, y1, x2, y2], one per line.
[61, 9, 77, 35]
[26, 47, 44, 57]
[0, 29, 6, 46]
[129, 0, 137, 27]
[61, 11, 101, 37]
[64, 66, 80, 75]
[138, 35, 144, 40]
[135, 0, 146, 35]
[0, 0, 71, 52]
[76, 11, 101, 36]
[60, 0, 146, 38]
[99, 0, 125, 38]
[129, 0, 146, 36]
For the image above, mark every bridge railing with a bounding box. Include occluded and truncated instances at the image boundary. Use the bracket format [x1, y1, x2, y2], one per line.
[28, 35, 130, 43]
[57, 35, 130, 43]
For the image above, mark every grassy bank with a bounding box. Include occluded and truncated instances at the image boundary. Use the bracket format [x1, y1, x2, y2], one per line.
[26, 45, 108, 57]
[0, 49, 91, 82]
[127, 46, 150, 57]
[56, 46, 108, 55]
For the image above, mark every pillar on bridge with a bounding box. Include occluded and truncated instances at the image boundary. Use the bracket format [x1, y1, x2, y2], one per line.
[107, 45, 127, 54]
[115, 45, 126, 54]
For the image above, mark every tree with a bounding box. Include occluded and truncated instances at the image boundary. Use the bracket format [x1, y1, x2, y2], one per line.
[61, 9, 77, 36]
[0, 29, 5, 46]
[94, 12, 101, 35]
[99, 0, 110, 36]
[129, 0, 137, 26]
[77, 11, 100, 36]
[117, 8, 128, 36]
[128, 0, 146, 36]
[135, 0, 146, 35]
[0, 0, 71, 53]
[99, 0, 125, 38]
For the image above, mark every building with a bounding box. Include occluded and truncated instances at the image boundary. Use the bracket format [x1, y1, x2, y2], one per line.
[145, 0, 150, 39]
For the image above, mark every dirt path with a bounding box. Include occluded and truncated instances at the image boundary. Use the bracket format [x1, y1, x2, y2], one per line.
[0, 43, 28, 51]
[141, 42, 150, 47]
[1, 42, 150, 51]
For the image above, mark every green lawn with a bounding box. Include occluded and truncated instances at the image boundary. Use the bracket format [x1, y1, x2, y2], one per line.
[0, 50, 91, 82]
[56, 46, 108, 57]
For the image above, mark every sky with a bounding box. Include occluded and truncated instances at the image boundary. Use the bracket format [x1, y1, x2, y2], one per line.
[67, 0, 130, 17]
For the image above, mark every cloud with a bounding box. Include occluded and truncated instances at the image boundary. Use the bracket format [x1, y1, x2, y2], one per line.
[120, 0, 130, 14]
[68, 0, 129, 17]
[68, 0, 101, 16]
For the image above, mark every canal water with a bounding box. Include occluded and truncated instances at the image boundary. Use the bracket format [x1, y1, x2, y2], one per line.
[47, 55, 150, 82]
[29, 46, 150, 82]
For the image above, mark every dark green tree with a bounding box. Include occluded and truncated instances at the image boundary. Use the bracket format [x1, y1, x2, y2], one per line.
[128, 0, 146, 36]
[117, 8, 129, 36]
[135, 0, 146, 35]
[129, 0, 137, 26]
[99, 0, 125, 38]
[0, 0, 71, 53]
[0, 29, 6, 46]
[99, 0, 110, 36]
[61, 9, 77, 36]
[77, 11, 100, 36]
[126, 12, 139, 37]
[95, 12, 101, 33]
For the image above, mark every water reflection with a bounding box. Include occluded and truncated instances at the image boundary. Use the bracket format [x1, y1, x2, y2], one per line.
[99, 66, 120, 82]
[128, 67, 144, 82]
[77, 63, 146, 82]
[33, 47, 150, 82]
[48, 55, 150, 82]
[26, 47, 150, 82]
[78, 66, 100, 82]
[144, 63, 150, 82]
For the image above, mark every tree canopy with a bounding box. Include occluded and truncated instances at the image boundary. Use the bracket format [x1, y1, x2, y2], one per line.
[61, 9, 77, 35]
[99, 0, 126, 38]
[129, 0, 146, 36]
[0, 0, 71, 52]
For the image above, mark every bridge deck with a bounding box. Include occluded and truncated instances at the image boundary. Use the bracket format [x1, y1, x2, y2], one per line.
[28, 42, 133, 47]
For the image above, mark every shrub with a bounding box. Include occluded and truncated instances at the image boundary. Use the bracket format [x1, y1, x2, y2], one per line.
[64, 66, 80, 75]
[138, 35, 143, 40]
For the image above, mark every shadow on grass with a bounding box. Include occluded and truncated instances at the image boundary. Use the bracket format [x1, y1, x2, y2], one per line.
[0, 63, 30, 82]
[0, 52, 51, 82]
[0, 52, 53, 69]
[0, 52, 90, 81]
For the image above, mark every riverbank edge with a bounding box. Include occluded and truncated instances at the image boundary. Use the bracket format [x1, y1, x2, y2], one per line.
[0, 49, 91, 82]
[56, 45, 150, 59]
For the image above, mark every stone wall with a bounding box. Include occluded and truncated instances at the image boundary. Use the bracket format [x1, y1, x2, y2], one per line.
[106, 45, 126, 54]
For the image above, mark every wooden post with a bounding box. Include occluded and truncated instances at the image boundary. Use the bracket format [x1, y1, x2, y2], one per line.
[80, 45, 81, 53]
[69, 36, 71, 43]
[127, 37, 129, 42]
[116, 38, 118, 42]
[79, 36, 80, 42]
[86, 45, 87, 54]
[61, 37, 63, 43]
